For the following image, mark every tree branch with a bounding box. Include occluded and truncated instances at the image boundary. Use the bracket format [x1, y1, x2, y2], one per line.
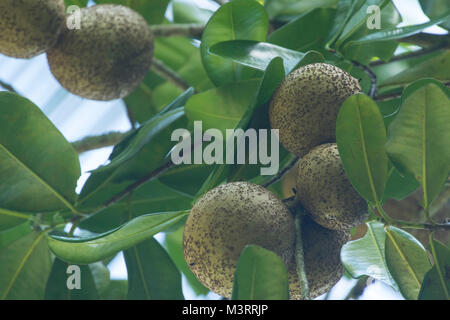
[351, 60, 377, 98]
[262, 157, 299, 188]
[150, 58, 191, 91]
[151, 24, 205, 37]
[71, 131, 130, 154]
[0, 79, 18, 94]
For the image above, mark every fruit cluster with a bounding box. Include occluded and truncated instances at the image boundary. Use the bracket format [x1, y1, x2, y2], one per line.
[0, 1, 153, 101]
[183, 63, 369, 299]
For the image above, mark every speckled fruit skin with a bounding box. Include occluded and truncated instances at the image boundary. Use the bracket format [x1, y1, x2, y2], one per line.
[0, 0, 65, 58]
[296, 143, 368, 231]
[289, 215, 350, 299]
[47, 5, 154, 101]
[183, 182, 296, 298]
[269, 63, 361, 157]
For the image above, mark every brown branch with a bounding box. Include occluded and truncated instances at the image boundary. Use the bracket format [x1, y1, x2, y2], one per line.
[103, 161, 176, 207]
[351, 60, 377, 98]
[150, 58, 191, 91]
[71, 131, 130, 154]
[262, 156, 299, 188]
[151, 23, 205, 37]
[0, 80, 18, 93]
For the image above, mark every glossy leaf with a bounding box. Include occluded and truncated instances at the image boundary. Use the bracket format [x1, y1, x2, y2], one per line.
[0, 208, 32, 232]
[0, 222, 32, 250]
[44, 258, 99, 300]
[385, 83, 450, 209]
[341, 221, 398, 289]
[232, 245, 289, 300]
[100, 280, 128, 300]
[124, 237, 184, 300]
[0, 92, 80, 213]
[264, 0, 337, 20]
[210, 40, 324, 75]
[382, 167, 420, 202]
[172, 0, 213, 24]
[200, 0, 268, 86]
[336, 94, 389, 204]
[0, 231, 52, 299]
[385, 226, 432, 300]
[419, 0, 450, 30]
[419, 239, 450, 300]
[47, 210, 189, 264]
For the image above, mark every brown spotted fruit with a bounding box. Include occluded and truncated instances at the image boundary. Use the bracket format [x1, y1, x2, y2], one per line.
[183, 181, 296, 298]
[269, 63, 361, 157]
[0, 0, 65, 58]
[296, 143, 368, 231]
[289, 215, 350, 299]
[47, 5, 154, 101]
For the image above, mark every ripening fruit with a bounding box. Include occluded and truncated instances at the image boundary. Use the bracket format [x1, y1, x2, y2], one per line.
[296, 143, 368, 231]
[183, 182, 296, 298]
[269, 63, 361, 157]
[47, 5, 154, 101]
[0, 0, 65, 58]
[289, 215, 350, 299]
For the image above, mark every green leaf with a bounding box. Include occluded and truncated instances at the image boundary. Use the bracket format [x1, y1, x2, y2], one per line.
[200, 0, 268, 86]
[379, 51, 450, 88]
[124, 237, 184, 299]
[79, 180, 192, 233]
[385, 226, 432, 300]
[232, 245, 289, 300]
[64, 0, 87, 7]
[0, 208, 32, 232]
[44, 258, 100, 300]
[172, 0, 213, 24]
[264, 0, 337, 20]
[163, 226, 210, 296]
[419, 0, 450, 30]
[100, 280, 128, 300]
[382, 167, 420, 202]
[158, 164, 214, 197]
[348, 13, 450, 45]
[0, 231, 52, 300]
[0, 222, 32, 250]
[385, 82, 450, 210]
[0, 92, 80, 213]
[185, 79, 260, 135]
[210, 40, 324, 75]
[268, 8, 336, 53]
[336, 94, 389, 204]
[47, 210, 189, 264]
[341, 221, 398, 289]
[419, 239, 450, 300]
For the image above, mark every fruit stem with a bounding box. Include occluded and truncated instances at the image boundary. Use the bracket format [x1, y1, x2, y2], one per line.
[151, 24, 205, 38]
[262, 156, 299, 188]
[150, 58, 191, 91]
[293, 207, 311, 300]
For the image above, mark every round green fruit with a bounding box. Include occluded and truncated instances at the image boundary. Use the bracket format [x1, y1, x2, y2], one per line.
[183, 182, 296, 298]
[47, 5, 154, 101]
[269, 63, 361, 157]
[296, 143, 368, 231]
[289, 215, 350, 299]
[0, 0, 65, 58]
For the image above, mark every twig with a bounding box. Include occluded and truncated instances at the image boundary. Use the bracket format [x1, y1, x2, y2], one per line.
[351, 60, 377, 98]
[151, 24, 205, 37]
[344, 276, 369, 300]
[150, 58, 191, 91]
[293, 208, 310, 300]
[0, 80, 18, 94]
[262, 157, 299, 188]
[72, 131, 131, 154]
[103, 161, 176, 207]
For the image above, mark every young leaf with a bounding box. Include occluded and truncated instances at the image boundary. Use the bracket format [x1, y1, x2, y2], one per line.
[0, 231, 52, 300]
[232, 245, 289, 300]
[341, 221, 398, 289]
[336, 94, 389, 205]
[419, 239, 450, 300]
[0, 92, 80, 213]
[47, 210, 189, 264]
[210, 40, 324, 75]
[44, 258, 99, 300]
[385, 83, 450, 210]
[200, 0, 268, 86]
[385, 226, 432, 300]
[124, 237, 184, 300]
